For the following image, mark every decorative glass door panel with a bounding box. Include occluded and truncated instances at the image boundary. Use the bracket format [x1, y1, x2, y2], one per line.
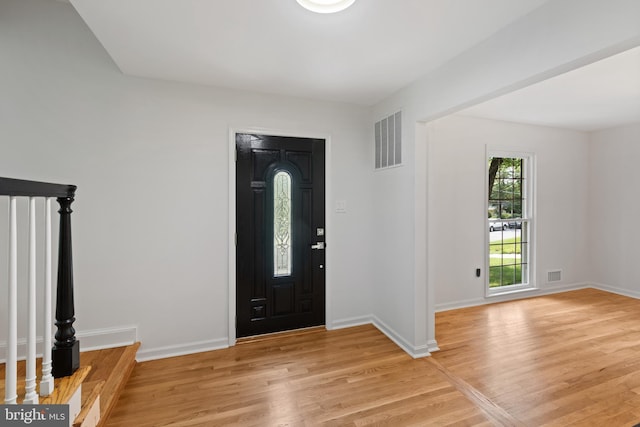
[236, 133, 325, 338]
[273, 171, 292, 277]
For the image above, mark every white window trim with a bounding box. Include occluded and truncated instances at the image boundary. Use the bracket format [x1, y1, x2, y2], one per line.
[485, 147, 537, 297]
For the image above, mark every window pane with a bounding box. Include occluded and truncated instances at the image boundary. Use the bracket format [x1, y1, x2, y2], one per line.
[489, 157, 524, 220]
[488, 156, 530, 289]
[274, 171, 292, 277]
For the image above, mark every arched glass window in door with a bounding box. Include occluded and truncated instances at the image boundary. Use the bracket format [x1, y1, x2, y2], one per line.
[274, 171, 292, 277]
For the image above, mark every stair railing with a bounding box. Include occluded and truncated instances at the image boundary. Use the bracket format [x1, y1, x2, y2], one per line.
[1, 177, 79, 404]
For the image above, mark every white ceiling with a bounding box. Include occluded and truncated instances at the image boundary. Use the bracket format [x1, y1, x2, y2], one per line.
[68, 1, 639, 131]
[460, 45, 640, 132]
[69, 0, 550, 106]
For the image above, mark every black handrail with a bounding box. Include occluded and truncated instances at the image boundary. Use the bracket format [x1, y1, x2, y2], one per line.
[0, 177, 76, 198]
[0, 176, 79, 378]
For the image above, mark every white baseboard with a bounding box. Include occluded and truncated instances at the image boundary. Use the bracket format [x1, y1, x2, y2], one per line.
[590, 282, 640, 299]
[435, 282, 592, 312]
[136, 338, 229, 362]
[427, 339, 440, 353]
[435, 297, 487, 313]
[135, 315, 432, 361]
[331, 314, 431, 358]
[137, 318, 422, 362]
[77, 326, 138, 352]
[329, 315, 373, 330]
[9, 284, 621, 365]
[0, 325, 138, 364]
[371, 316, 431, 359]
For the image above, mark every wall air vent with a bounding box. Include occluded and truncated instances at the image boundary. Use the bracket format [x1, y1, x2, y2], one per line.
[375, 111, 402, 169]
[547, 270, 562, 283]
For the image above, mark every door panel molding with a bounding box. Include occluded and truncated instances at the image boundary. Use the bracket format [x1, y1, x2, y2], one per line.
[228, 127, 333, 346]
[236, 134, 324, 337]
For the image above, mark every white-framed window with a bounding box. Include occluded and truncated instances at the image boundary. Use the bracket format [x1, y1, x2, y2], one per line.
[486, 150, 535, 296]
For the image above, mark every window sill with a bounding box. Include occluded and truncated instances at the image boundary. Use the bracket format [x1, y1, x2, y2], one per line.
[486, 284, 537, 298]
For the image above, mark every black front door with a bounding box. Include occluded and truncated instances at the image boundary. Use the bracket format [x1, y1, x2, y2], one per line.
[236, 133, 325, 338]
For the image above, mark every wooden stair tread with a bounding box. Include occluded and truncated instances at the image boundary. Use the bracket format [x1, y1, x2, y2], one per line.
[93, 342, 139, 427]
[1, 342, 140, 427]
[0, 363, 89, 405]
[40, 366, 91, 405]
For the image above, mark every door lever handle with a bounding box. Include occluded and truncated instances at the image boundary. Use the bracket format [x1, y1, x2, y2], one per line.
[311, 242, 326, 250]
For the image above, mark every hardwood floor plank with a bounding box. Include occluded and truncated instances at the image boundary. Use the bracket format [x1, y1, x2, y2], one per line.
[106, 325, 490, 426]
[105, 289, 640, 426]
[426, 357, 526, 427]
[432, 288, 640, 427]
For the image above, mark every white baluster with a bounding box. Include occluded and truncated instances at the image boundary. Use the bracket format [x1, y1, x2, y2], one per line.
[5, 197, 18, 404]
[24, 197, 39, 404]
[40, 197, 54, 396]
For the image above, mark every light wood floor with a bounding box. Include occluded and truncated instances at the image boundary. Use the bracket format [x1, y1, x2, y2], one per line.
[1, 345, 138, 427]
[107, 289, 640, 426]
[433, 288, 640, 426]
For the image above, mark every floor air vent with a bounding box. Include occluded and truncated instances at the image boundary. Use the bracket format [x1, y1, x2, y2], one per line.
[547, 270, 562, 283]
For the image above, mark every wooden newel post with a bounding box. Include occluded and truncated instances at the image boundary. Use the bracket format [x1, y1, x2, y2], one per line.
[52, 195, 80, 378]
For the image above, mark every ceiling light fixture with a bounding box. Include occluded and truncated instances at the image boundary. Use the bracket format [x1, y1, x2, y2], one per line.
[296, 0, 356, 14]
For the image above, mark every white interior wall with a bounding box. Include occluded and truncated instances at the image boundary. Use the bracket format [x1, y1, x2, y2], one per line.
[371, 0, 640, 352]
[589, 123, 640, 298]
[369, 163, 419, 351]
[427, 115, 591, 310]
[0, 0, 374, 359]
[3, 0, 640, 362]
